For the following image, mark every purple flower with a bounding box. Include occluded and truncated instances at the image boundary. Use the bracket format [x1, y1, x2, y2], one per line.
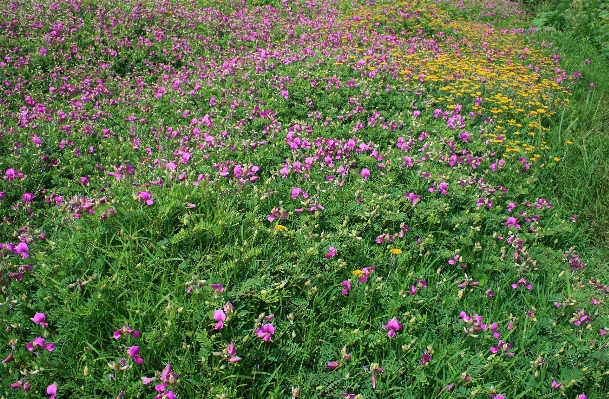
[291, 187, 308, 199]
[361, 168, 370, 180]
[210, 283, 225, 293]
[47, 383, 58, 399]
[383, 317, 402, 338]
[572, 309, 592, 326]
[358, 266, 375, 283]
[325, 246, 337, 259]
[128, 346, 144, 364]
[551, 380, 561, 389]
[504, 217, 520, 229]
[213, 309, 227, 329]
[256, 323, 275, 341]
[448, 254, 460, 265]
[421, 351, 432, 365]
[511, 278, 532, 290]
[341, 280, 351, 295]
[113, 325, 141, 339]
[142, 376, 155, 384]
[327, 361, 339, 370]
[489, 339, 513, 356]
[14, 242, 29, 258]
[227, 342, 241, 363]
[31, 312, 48, 328]
[137, 191, 154, 206]
[26, 337, 55, 352]
[22, 192, 35, 204]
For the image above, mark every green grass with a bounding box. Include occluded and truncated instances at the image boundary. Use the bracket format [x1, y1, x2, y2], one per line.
[1, 0, 609, 398]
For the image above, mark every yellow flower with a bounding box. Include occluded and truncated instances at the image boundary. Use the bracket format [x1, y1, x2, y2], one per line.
[274, 224, 287, 232]
[390, 248, 403, 255]
[553, 157, 560, 162]
[353, 270, 365, 278]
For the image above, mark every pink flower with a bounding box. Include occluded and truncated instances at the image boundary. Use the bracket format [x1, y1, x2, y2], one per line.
[327, 361, 339, 370]
[227, 342, 242, 363]
[511, 278, 532, 290]
[489, 339, 513, 356]
[341, 280, 351, 295]
[448, 254, 460, 265]
[47, 383, 58, 399]
[256, 323, 275, 341]
[361, 168, 370, 180]
[154, 390, 177, 399]
[22, 192, 35, 204]
[160, 362, 179, 384]
[14, 242, 29, 258]
[137, 191, 154, 206]
[325, 246, 337, 259]
[128, 346, 144, 364]
[551, 380, 561, 389]
[31, 312, 48, 328]
[421, 351, 432, 365]
[142, 376, 155, 384]
[26, 337, 55, 352]
[2, 353, 13, 363]
[113, 325, 141, 339]
[504, 217, 520, 229]
[383, 317, 402, 338]
[213, 309, 227, 329]
[358, 266, 375, 283]
[291, 187, 308, 199]
[210, 283, 224, 293]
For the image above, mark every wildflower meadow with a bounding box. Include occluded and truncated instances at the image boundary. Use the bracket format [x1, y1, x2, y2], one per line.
[1, 0, 609, 397]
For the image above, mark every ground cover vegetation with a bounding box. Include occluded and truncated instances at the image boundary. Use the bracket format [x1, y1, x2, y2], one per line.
[1, 0, 609, 397]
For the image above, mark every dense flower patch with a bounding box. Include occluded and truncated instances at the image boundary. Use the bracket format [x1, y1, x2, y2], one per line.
[0, 0, 606, 397]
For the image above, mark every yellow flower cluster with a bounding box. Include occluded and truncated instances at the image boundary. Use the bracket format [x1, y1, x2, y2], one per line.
[340, 0, 570, 161]
[353, 270, 365, 278]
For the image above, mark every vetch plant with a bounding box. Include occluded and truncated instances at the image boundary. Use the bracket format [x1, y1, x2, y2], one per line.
[0, 0, 607, 396]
